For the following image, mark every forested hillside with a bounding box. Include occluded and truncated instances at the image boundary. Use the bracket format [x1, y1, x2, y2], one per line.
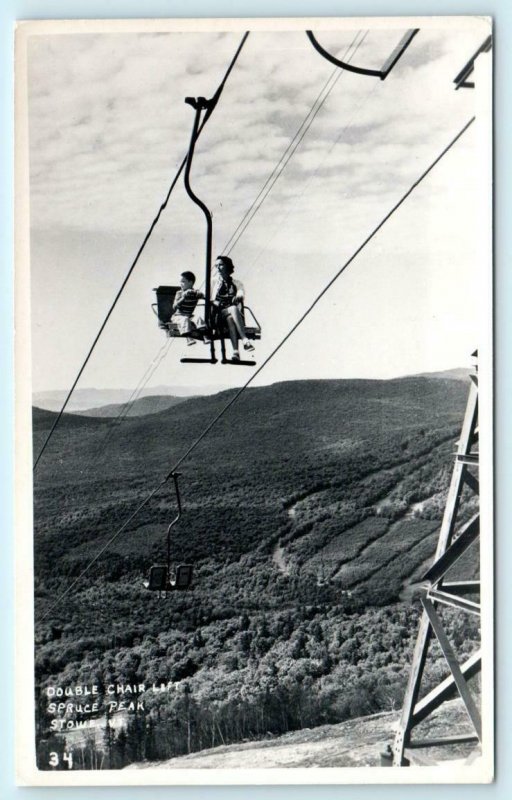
[32, 376, 479, 770]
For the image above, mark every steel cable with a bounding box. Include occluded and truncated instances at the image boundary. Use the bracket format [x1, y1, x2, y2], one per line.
[37, 115, 475, 623]
[33, 31, 250, 472]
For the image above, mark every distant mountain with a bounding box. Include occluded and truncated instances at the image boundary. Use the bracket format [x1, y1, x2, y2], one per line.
[411, 367, 472, 382]
[32, 375, 469, 443]
[32, 384, 230, 412]
[33, 370, 469, 414]
[73, 394, 193, 418]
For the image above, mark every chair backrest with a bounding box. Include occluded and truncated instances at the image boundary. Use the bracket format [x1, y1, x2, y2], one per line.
[154, 286, 180, 325]
[175, 564, 193, 589]
[147, 565, 168, 591]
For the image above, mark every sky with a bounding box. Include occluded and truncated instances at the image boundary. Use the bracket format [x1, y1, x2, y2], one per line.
[23, 18, 491, 395]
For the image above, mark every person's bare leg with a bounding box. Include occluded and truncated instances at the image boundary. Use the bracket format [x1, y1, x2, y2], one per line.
[226, 316, 239, 355]
[227, 305, 247, 339]
[227, 305, 254, 352]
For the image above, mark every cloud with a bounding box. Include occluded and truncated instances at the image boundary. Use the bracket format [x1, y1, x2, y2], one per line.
[25, 23, 489, 395]
[27, 25, 484, 244]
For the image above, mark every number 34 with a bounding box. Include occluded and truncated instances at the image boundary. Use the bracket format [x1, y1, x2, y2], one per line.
[49, 751, 73, 769]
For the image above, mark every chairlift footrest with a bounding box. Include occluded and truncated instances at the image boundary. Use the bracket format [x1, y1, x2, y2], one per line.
[180, 357, 218, 364]
[221, 358, 256, 367]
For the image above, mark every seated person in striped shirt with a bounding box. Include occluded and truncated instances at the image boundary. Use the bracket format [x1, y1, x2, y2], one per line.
[171, 271, 204, 346]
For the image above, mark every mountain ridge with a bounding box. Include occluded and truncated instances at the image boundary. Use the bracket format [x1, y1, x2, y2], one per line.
[32, 383, 230, 412]
[32, 372, 479, 771]
[33, 373, 469, 424]
[32, 368, 469, 413]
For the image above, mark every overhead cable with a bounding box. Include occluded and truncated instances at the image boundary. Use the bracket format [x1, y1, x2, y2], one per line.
[222, 30, 367, 255]
[33, 31, 250, 472]
[38, 114, 475, 623]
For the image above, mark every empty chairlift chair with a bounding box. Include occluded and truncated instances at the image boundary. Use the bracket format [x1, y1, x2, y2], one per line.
[144, 563, 194, 594]
[142, 473, 194, 596]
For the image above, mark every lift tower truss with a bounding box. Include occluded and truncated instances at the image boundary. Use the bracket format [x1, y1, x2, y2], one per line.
[393, 362, 481, 766]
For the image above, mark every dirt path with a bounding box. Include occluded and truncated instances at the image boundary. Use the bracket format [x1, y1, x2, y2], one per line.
[272, 542, 291, 576]
[129, 711, 398, 769]
[126, 700, 479, 771]
[398, 552, 436, 601]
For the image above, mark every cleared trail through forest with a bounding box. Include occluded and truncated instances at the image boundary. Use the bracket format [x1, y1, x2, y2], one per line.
[398, 552, 436, 602]
[329, 478, 442, 585]
[272, 542, 291, 576]
[336, 520, 438, 590]
[272, 435, 451, 583]
[281, 437, 451, 541]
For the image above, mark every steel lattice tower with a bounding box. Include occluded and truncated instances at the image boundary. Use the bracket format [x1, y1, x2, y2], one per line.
[393, 362, 481, 766]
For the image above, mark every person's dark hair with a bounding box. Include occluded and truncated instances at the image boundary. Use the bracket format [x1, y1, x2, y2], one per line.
[181, 271, 196, 284]
[216, 255, 234, 275]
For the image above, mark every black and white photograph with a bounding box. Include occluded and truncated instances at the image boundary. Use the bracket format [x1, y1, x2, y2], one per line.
[15, 16, 493, 785]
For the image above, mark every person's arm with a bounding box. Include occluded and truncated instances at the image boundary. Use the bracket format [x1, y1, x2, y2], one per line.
[234, 279, 244, 304]
[211, 277, 220, 306]
[172, 290, 183, 311]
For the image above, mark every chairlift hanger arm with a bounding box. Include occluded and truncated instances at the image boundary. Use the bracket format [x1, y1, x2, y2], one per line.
[306, 28, 419, 80]
[168, 471, 183, 519]
[166, 472, 183, 572]
[181, 94, 260, 368]
[183, 96, 215, 330]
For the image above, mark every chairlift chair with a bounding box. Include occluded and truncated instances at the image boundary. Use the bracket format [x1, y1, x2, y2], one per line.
[150, 94, 262, 368]
[144, 563, 194, 594]
[143, 473, 194, 595]
[152, 285, 262, 364]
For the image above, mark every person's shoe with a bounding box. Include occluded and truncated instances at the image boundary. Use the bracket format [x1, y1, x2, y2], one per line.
[186, 338, 196, 346]
[243, 341, 255, 352]
[232, 351, 240, 362]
